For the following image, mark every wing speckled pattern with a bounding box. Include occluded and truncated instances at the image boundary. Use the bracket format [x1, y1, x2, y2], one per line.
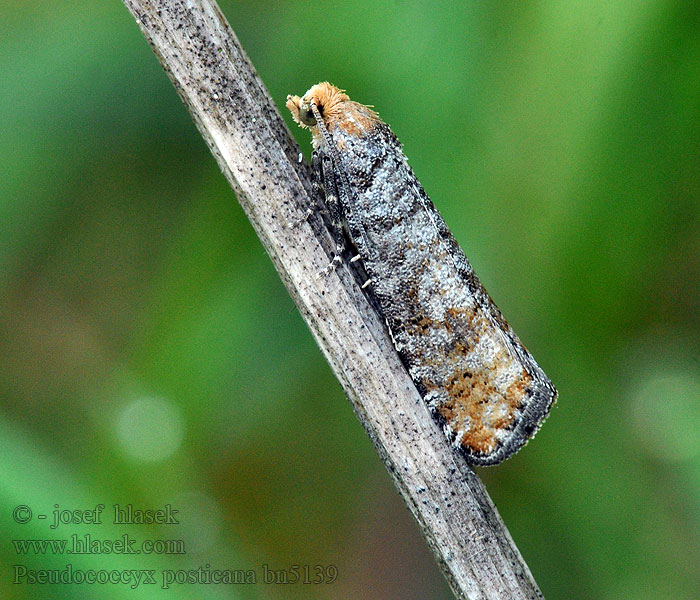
[287, 82, 556, 465]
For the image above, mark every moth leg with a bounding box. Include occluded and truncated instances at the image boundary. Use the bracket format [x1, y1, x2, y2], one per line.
[310, 151, 327, 211]
[385, 317, 400, 352]
[286, 152, 326, 230]
[315, 255, 343, 279]
[319, 153, 346, 248]
[286, 207, 313, 229]
[314, 151, 348, 276]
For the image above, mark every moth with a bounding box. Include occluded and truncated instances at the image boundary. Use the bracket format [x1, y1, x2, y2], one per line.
[287, 82, 556, 465]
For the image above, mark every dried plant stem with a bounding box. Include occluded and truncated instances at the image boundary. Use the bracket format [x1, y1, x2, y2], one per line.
[121, 1, 545, 598]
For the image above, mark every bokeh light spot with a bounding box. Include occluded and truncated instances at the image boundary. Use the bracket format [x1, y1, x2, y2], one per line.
[171, 490, 223, 555]
[115, 396, 184, 462]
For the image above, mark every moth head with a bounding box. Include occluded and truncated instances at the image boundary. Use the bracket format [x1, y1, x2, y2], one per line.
[286, 82, 344, 130]
[285, 94, 318, 129]
[286, 82, 378, 144]
[298, 101, 317, 127]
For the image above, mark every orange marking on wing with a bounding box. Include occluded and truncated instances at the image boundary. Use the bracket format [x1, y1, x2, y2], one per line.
[407, 305, 532, 455]
[439, 367, 531, 454]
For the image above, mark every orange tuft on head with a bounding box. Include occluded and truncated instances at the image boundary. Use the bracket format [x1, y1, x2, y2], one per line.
[286, 82, 380, 145]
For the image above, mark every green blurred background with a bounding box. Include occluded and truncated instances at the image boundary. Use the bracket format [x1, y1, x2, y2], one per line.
[1, 1, 699, 598]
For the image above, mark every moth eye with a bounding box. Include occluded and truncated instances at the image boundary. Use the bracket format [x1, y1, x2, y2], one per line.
[299, 103, 317, 126]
